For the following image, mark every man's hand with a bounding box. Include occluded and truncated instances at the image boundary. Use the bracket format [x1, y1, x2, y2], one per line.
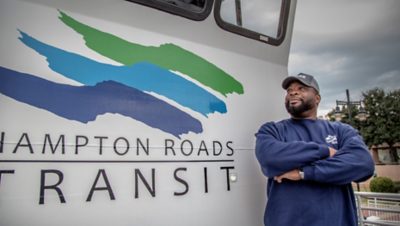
[329, 147, 337, 157]
[274, 169, 301, 183]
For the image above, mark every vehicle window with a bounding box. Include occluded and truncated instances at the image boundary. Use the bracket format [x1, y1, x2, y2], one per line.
[128, 0, 213, 21]
[215, 0, 290, 45]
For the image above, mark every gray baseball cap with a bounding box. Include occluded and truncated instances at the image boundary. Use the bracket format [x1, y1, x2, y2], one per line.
[282, 73, 320, 93]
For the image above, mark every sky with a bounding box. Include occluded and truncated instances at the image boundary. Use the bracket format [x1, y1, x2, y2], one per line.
[288, 0, 400, 117]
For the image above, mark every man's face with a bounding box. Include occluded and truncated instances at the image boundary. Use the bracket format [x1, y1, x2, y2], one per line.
[285, 82, 320, 118]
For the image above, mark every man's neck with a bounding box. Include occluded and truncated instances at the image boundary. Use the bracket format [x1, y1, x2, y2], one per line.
[291, 116, 317, 120]
[290, 109, 318, 120]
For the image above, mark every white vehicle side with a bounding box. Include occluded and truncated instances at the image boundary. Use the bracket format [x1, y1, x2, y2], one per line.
[0, 0, 296, 225]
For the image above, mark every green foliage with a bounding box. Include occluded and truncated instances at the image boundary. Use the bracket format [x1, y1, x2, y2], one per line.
[361, 89, 398, 145]
[394, 181, 400, 193]
[360, 88, 400, 162]
[327, 105, 362, 129]
[326, 88, 400, 162]
[370, 177, 396, 193]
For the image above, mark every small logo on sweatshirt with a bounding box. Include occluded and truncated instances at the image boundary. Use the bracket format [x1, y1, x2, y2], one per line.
[325, 135, 338, 144]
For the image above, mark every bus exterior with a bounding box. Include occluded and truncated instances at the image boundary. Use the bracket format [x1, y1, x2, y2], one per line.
[0, 0, 296, 225]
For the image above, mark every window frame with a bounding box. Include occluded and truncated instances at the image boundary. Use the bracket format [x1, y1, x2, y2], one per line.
[213, 0, 291, 46]
[126, 0, 214, 21]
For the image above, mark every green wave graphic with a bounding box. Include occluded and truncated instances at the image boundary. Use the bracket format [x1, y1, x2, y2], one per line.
[58, 11, 244, 96]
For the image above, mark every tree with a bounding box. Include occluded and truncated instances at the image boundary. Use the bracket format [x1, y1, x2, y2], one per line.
[326, 105, 362, 130]
[360, 88, 400, 163]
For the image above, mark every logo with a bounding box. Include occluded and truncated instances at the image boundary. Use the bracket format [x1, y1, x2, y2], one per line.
[325, 135, 338, 145]
[0, 11, 244, 138]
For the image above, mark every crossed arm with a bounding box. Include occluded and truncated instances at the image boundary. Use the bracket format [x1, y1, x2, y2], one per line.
[255, 122, 374, 185]
[274, 147, 336, 183]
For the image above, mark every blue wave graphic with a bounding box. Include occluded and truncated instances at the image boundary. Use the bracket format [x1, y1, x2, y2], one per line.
[0, 66, 202, 137]
[18, 31, 227, 116]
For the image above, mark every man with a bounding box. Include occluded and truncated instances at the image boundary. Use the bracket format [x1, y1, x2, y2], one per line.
[255, 73, 374, 226]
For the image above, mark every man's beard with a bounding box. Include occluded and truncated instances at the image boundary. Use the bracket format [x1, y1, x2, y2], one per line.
[285, 98, 314, 118]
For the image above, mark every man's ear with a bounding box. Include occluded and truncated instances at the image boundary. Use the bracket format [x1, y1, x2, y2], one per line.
[315, 94, 321, 105]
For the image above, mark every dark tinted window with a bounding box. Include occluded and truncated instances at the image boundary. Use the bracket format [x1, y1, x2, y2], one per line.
[215, 0, 291, 45]
[128, 0, 213, 21]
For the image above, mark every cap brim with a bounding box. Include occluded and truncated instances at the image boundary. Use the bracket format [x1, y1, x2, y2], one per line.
[282, 76, 305, 89]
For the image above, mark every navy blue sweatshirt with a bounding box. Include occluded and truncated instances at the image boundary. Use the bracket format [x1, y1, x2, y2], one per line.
[255, 119, 374, 226]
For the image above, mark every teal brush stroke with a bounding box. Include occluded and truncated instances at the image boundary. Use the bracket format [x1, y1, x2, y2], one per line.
[18, 31, 227, 116]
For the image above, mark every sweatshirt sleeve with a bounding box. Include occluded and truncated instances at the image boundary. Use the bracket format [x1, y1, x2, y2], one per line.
[255, 122, 330, 178]
[302, 123, 375, 185]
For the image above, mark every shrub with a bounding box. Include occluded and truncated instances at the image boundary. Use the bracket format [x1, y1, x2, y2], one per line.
[369, 177, 396, 193]
[394, 181, 400, 193]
